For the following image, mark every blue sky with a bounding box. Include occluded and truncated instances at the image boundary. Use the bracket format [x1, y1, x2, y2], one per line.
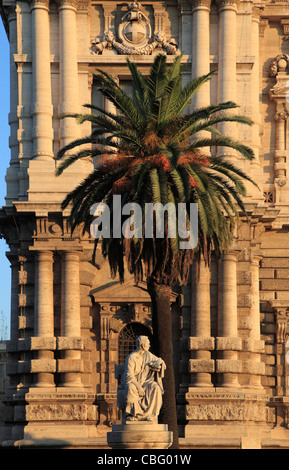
[0, 20, 12, 339]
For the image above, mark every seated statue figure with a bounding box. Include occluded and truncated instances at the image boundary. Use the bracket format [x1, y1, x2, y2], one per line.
[116, 335, 166, 423]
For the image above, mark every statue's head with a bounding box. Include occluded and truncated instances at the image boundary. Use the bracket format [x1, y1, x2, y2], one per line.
[136, 335, 150, 351]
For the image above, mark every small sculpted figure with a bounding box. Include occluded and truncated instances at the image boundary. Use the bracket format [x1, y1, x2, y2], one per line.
[117, 335, 166, 423]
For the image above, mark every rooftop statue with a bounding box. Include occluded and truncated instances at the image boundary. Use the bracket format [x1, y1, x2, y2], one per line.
[116, 336, 166, 423]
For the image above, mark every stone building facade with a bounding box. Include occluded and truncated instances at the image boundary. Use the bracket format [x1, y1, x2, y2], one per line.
[0, 0, 289, 449]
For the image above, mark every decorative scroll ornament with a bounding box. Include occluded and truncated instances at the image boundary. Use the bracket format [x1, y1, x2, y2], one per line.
[91, 2, 180, 56]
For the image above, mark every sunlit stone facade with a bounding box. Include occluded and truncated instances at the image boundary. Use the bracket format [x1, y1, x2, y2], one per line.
[1, 0, 289, 449]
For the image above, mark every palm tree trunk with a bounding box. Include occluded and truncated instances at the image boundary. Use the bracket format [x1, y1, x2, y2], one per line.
[147, 279, 179, 450]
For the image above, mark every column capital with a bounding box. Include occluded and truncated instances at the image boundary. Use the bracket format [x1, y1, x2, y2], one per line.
[252, 6, 263, 21]
[216, 0, 239, 11]
[222, 247, 242, 262]
[6, 5, 17, 22]
[57, 0, 78, 10]
[191, 0, 211, 10]
[30, 0, 50, 10]
[249, 248, 263, 265]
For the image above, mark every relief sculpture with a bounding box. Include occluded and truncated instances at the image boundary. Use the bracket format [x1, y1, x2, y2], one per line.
[91, 2, 180, 56]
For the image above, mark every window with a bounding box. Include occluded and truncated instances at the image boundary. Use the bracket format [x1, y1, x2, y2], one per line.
[264, 191, 274, 204]
[118, 323, 153, 365]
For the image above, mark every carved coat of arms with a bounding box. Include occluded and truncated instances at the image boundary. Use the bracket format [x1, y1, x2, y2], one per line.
[91, 2, 180, 56]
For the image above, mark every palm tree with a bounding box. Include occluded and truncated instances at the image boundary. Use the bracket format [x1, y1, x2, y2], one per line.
[56, 53, 257, 449]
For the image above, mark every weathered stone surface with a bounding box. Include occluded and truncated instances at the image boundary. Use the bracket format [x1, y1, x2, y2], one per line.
[56, 337, 83, 350]
[30, 360, 56, 373]
[259, 269, 275, 279]
[26, 404, 88, 421]
[18, 359, 56, 373]
[216, 360, 242, 374]
[242, 339, 266, 353]
[260, 279, 289, 291]
[237, 295, 252, 308]
[188, 359, 215, 373]
[275, 269, 289, 278]
[238, 317, 253, 330]
[242, 361, 265, 375]
[57, 359, 84, 373]
[188, 337, 215, 351]
[261, 259, 289, 268]
[18, 337, 56, 351]
[216, 337, 242, 351]
[237, 271, 252, 285]
[185, 404, 267, 422]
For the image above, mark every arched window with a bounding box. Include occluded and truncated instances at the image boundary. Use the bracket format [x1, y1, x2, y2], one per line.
[118, 323, 153, 365]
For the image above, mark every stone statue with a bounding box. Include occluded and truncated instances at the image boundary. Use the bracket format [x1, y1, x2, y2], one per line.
[116, 335, 166, 423]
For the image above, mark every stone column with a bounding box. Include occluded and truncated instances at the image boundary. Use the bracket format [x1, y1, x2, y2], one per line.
[191, 0, 211, 109]
[191, 0, 211, 155]
[249, 7, 263, 200]
[247, 252, 264, 390]
[189, 260, 214, 387]
[217, 0, 238, 152]
[274, 112, 287, 180]
[60, 251, 83, 388]
[217, 251, 241, 388]
[5, 253, 20, 394]
[58, 0, 80, 149]
[251, 8, 261, 165]
[5, 6, 19, 204]
[31, 0, 54, 160]
[33, 251, 55, 388]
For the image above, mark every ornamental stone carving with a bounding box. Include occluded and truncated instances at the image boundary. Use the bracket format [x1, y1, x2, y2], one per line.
[269, 54, 289, 78]
[91, 2, 180, 56]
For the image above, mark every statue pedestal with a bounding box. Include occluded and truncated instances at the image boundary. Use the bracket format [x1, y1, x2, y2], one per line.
[107, 422, 173, 449]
